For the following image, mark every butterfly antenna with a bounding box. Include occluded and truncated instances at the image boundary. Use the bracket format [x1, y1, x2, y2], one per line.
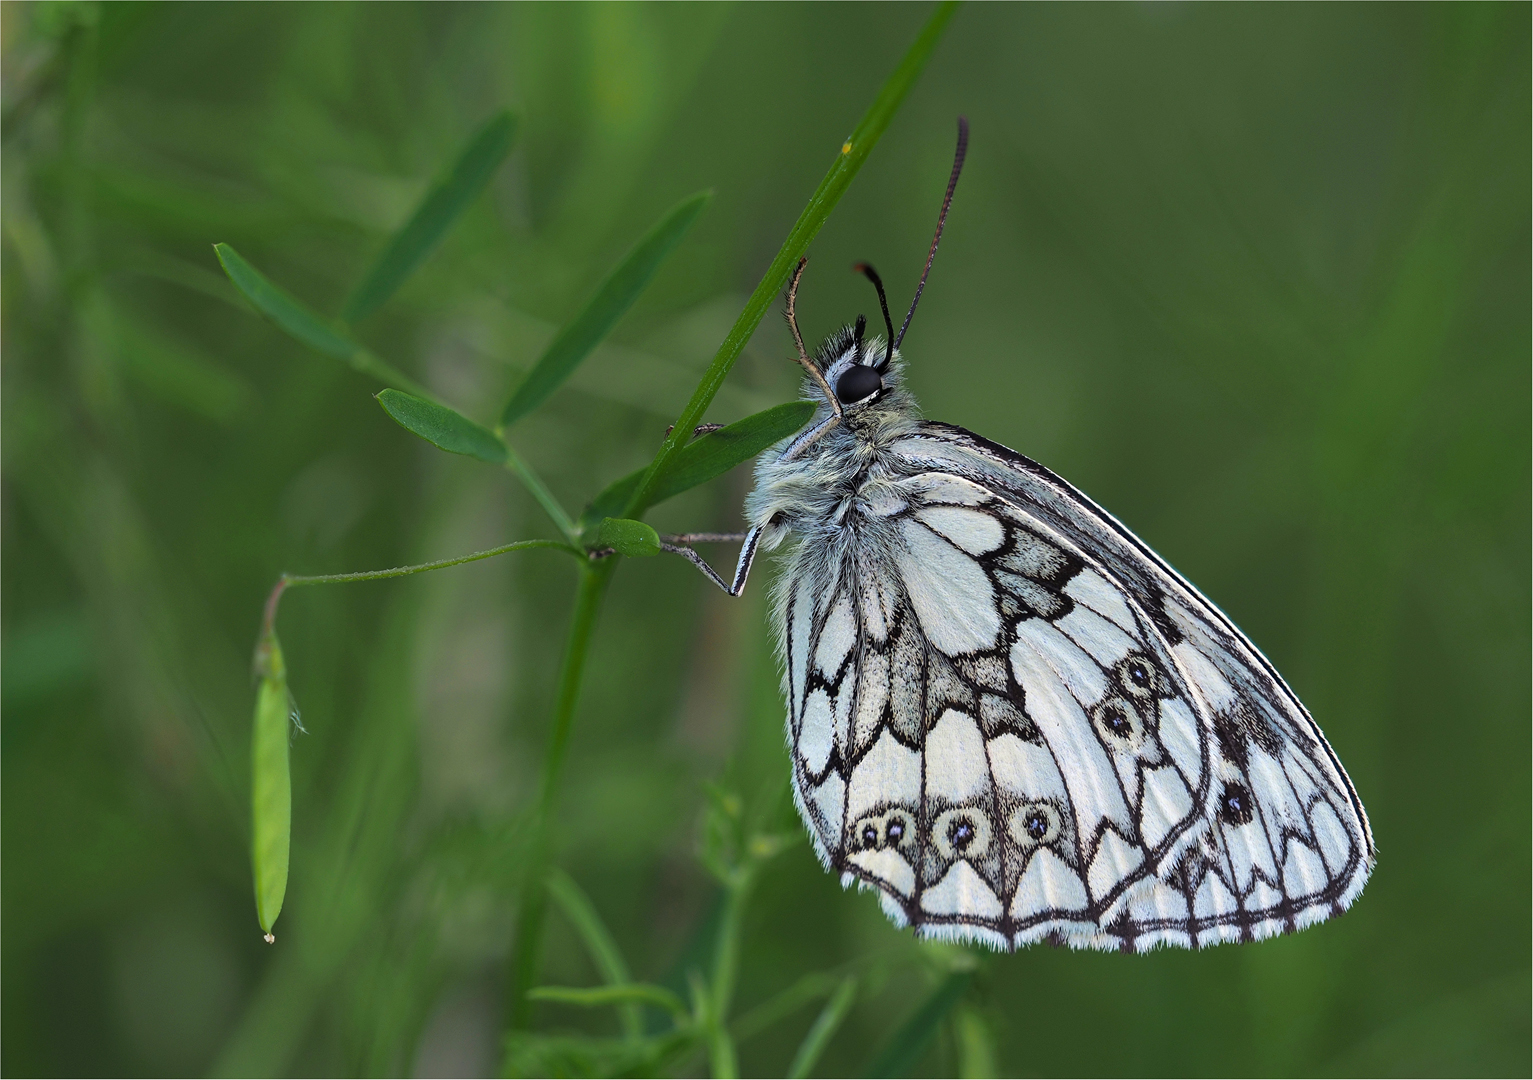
[784, 256, 841, 413]
[853, 263, 895, 370]
[895, 115, 968, 349]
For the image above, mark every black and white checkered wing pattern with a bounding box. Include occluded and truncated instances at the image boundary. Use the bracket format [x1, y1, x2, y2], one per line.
[785, 423, 1372, 952]
[785, 468, 1232, 951]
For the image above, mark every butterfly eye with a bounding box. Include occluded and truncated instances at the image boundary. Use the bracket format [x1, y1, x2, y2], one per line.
[1219, 782, 1254, 826]
[835, 363, 883, 405]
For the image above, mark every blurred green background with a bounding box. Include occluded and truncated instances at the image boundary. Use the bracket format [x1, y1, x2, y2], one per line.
[3, 2, 1528, 1076]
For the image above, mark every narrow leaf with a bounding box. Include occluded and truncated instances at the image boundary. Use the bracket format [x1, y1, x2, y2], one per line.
[251, 630, 292, 940]
[546, 869, 641, 1039]
[343, 110, 519, 323]
[787, 977, 857, 1080]
[529, 983, 690, 1021]
[376, 388, 507, 464]
[215, 243, 431, 397]
[215, 243, 355, 360]
[623, 1, 958, 518]
[595, 517, 661, 558]
[499, 191, 712, 429]
[868, 971, 972, 1078]
[580, 400, 815, 530]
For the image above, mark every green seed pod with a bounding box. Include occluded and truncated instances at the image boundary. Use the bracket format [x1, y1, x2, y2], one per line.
[251, 629, 292, 942]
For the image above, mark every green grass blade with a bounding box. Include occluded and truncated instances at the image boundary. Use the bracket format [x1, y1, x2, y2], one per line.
[375, 389, 507, 464]
[342, 110, 518, 323]
[250, 631, 292, 940]
[787, 977, 857, 1079]
[214, 243, 431, 397]
[621, 1, 957, 519]
[529, 983, 690, 1022]
[546, 869, 641, 1038]
[579, 400, 815, 531]
[868, 971, 972, 1078]
[498, 191, 712, 429]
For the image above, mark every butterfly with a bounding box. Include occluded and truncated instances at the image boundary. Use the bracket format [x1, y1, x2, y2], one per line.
[663, 118, 1373, 952]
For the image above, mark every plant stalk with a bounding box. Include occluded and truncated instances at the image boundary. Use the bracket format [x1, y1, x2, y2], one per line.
[508, 557, 616, 1030]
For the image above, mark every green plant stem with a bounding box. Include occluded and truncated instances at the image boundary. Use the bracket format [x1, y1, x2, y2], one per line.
[504, 447, 580, 544]
[509, 558, 616, 1030]
[707, 874, 752, 1079]
[259, 539, 580, 640]
[622, 0, 957, 520]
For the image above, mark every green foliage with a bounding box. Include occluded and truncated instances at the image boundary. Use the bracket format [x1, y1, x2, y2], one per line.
[344, 111, 519, 324]
[594, 518, 661, 558]
[581, 400, 817, 528]
[375, 388, 509, 464]
[4, 3, 1528, 1078]
[499, 192, 713, 429]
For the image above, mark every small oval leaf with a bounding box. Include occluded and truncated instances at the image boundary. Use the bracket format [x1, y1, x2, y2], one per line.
[251, 631, 292, 940]
[376, 389, 507, 464]
[595, 517, 661, 557]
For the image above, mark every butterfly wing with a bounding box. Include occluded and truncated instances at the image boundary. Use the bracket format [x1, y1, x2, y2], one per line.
[781, 423, 1373, 952]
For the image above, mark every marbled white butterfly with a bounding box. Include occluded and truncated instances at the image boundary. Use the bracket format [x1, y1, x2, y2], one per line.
[664, 118, 1374, 952]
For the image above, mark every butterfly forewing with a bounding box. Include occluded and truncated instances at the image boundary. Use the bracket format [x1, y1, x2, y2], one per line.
[779, 422, 1373, 952]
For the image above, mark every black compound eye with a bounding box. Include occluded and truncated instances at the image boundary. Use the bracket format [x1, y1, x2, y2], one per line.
[948, 816, 976, 851]
[835, 364, 883, 405]
[1219, 782, 1254, 826]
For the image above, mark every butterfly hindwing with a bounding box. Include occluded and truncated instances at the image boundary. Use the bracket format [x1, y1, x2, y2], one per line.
[786, 421, 1373, 951]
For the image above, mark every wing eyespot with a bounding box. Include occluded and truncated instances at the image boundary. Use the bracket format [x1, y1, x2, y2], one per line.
[1091, 695, 1145, 749]
[1218, 781, 1255, 826]
[1008, 801, 1062, 847]
[932, 806, 992, 860]
[1114, 652, 1168, 702]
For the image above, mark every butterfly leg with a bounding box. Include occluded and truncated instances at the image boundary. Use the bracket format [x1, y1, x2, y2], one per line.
[659, 525, 762, 597]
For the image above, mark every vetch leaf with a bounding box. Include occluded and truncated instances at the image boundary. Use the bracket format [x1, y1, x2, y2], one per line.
[215, 243, 356, 360]
[595, 517, 661, 558]
[580, 400, 815, 530]
[251, 629, 292, 941]
[376, 389, 507, 464]
[215, 243, 431, 397]
[868, 971, 972, 1078]
[343, 111, 519, 323]
[623, 1, 958, 518]
[499, 191, 712, 429]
